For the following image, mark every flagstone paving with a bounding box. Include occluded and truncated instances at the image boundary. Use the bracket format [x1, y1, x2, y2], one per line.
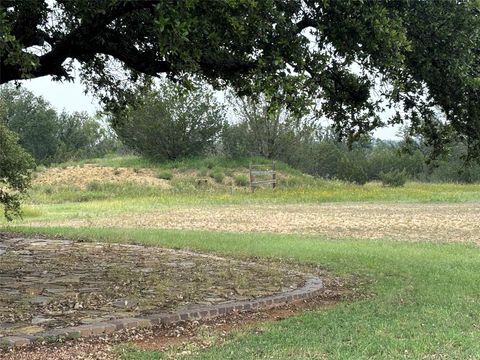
[0, 235, 305, 338]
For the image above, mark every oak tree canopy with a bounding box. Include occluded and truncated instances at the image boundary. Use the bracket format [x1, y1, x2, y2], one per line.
[0, 0, 479, 153]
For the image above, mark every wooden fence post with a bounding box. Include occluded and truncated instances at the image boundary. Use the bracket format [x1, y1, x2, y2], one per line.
[249, 162, 254, 192]
[272, 160, 276, 189]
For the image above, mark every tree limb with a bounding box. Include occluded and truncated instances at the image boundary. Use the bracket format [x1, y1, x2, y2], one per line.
[1, 0, 160, 83]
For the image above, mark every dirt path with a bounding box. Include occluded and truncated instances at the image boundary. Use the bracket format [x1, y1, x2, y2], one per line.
[32, 203, 480, 244]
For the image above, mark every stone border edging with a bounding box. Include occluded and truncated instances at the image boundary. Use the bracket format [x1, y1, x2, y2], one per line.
[0, 277, 323, 350]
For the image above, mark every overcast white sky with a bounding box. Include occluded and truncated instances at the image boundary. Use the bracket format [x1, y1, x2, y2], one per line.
[19, 75, 400, 140]
[20, 75, 100, 115]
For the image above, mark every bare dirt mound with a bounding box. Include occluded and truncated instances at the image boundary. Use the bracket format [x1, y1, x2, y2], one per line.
[33, 165, 171, 189]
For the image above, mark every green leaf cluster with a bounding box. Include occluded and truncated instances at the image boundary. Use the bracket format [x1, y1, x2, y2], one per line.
[0, 123, 34, 220]
[0, 0, 478, 156]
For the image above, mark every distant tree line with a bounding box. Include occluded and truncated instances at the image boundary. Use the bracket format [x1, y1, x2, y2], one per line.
[2, 83, 480, 186]
[0, 85, 120, 165]
[222, 115, 480, 185]
[110, 81, 480, 184]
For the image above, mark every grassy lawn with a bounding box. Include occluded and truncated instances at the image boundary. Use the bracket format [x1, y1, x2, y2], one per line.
[1, 155, 479, 358]
[5, 226, 480, 359]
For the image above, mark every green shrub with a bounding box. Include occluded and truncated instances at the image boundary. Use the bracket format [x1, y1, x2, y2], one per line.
[0, 123, 35, 220]
[336, 157, 368, 185]
[234, 175, 249, 186]
[36, 165, 47, 173]
[311, 141, 343, 178]
[211, 171, 225, 183]
[43, 186, 54, 195]
[157, 170, 173, 180]
[111, 82, 225, 162]
[379, 169, 408, 187]
[221, 122, 252, 158]
[205, 159, 216, 169]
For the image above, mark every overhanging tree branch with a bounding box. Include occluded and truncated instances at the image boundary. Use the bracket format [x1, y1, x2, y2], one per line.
[1, 0, 160, 83]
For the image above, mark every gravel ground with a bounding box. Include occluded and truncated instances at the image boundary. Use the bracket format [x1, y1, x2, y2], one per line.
[32, 203, 480, 244]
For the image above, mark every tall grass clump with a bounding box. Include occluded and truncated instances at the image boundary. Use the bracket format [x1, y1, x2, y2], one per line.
[210, 169, 225, 184]
[234, 175, 249, 186]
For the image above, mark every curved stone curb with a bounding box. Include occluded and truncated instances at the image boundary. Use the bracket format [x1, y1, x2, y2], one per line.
[0, 277, 323, 350]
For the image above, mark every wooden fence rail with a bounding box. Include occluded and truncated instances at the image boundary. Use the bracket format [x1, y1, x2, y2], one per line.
[249, 161, 276, 192]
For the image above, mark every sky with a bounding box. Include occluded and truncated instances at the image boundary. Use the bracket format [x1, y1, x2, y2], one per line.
[19, 75, 401, 140]
[20, 75, 100, 115]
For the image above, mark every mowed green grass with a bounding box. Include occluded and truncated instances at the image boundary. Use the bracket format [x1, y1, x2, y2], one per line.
[6, 226, 480, 359]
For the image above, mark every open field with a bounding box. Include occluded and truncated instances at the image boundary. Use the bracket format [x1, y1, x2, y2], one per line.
[24, 156, 480, 206]
[34, 164, 172, 189]
[1, 156, 480, 359]
[20, 203, 480, 245]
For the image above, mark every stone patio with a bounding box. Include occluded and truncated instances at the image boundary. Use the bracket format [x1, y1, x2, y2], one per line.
[0, 235, 306, 338]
